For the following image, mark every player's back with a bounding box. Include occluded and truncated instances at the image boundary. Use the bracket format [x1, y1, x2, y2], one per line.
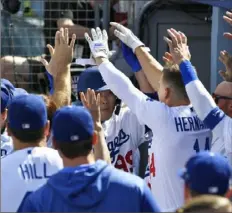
[1, 146, 63, 212]
[149, 105, 212, 211]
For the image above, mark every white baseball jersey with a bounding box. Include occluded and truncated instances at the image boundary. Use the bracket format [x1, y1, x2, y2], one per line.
[1, 147, 63, 212]
[98, 61, 212, 211]
[1, 130, 14, 158]
[184, 79, 232, 166]
[102, 106, 146, 175]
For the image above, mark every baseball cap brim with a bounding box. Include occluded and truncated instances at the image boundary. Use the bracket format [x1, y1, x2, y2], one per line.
[95, 85, 110, 92]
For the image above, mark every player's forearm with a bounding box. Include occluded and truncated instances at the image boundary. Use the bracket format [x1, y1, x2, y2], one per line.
[94, 125, 111, 164]
[135, 71, 155, 94]
[179, 60, 225, 130]
[96, 58, 150, 119]
[51, 65, 71, 108]
[134, 47, 163, 91]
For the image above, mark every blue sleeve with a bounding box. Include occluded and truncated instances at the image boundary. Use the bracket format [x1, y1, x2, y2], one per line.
[141, 183, 161, 212]
[17, 194, 37, 212]
[179, 60, 198, 85]
[46, 71, 54, 95]
[121, 42, 142, 72]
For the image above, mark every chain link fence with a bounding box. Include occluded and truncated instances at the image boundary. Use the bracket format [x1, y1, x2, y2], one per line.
[1, 0, 147, 95]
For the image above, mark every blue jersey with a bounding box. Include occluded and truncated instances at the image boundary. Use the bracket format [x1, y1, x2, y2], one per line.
[18, 160, 160, 212]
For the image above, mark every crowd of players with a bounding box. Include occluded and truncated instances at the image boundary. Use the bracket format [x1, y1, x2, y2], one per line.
[1, 8, 232, 212]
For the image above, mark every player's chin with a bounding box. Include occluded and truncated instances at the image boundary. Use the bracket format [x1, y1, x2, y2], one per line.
[100, 110, 112, 122]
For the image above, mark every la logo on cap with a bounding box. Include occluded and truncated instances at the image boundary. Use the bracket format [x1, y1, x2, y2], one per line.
[70, 135, 79, 141]
[22, 124, 30, 129]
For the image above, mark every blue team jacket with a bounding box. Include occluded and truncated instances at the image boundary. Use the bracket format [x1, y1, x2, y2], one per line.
[18, 160, 160, 212]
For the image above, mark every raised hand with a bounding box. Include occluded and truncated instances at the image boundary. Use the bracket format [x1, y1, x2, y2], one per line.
[162, 52, 174, 66]
[80, 88, 101, 129]
[223, 11, 232, 40]
[41, 28, 76, 76]
[219, 50, 232, 82]
[84, 27, 110, 59]
[164, 29, 191, 65]
[110, 22, 144, 53]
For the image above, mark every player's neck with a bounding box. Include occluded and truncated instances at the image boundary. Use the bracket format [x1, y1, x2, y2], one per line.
[13, 138, 47, 151]
[168, 99, 190, 107]
[62, 153, 95, 168]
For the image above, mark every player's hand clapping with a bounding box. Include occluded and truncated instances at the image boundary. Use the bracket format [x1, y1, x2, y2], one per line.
[80, 88, 101, 131]
[223, 11, 232, 40]
[219, 50, 232, 82]
[164, 29, 191, 65]
[41, 28, 76, 76]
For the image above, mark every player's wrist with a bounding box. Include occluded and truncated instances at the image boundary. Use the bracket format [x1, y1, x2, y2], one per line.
[132, 40, 145, 53]
[95, 57, 109, 66]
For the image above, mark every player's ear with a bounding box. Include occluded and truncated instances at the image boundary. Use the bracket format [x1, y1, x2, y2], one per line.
[228, 102, 232, 113]
[164, 87, 171, 100]
[184, 183, 191, 202]
[1, 109, 7, 121]
[6, 122, 12, 136]
[92, 131, 98, 145]
[44, 120, 50, 137]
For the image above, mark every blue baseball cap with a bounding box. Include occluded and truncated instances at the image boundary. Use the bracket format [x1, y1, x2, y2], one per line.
[8, 94, 47, 130]
[52, 106, 94, 143]
[77, 67, 109, 93]
[1, 79, 28, 97]
[1, 84, 11, 113]
[179, 151, 231, 195]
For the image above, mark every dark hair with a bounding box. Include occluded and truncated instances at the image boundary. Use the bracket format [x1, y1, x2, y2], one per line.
[55, 137, 93, 159]
[162, 65, 189, 100]
[8, 126, 46, 143]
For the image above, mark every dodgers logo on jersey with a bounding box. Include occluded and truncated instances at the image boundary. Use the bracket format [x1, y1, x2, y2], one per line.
[107, 129, 130, 163]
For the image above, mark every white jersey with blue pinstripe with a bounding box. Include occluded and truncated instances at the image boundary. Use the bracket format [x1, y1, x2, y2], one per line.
[98, 61, 213, 211]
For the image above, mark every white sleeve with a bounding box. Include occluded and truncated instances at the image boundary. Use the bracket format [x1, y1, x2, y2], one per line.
[223, 117, 232, 165]
[98, 61, 169, 132]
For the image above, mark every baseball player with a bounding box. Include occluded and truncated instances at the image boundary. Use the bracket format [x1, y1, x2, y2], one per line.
[18, 105, 160, 212]
[77, 67, 151, 177]
[1, 79, 28, 158]
[1, 84, 13, 157]
[164, 28, 232, 166]
[1, 94, 63, 212]
[84, 27, 212, 211]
